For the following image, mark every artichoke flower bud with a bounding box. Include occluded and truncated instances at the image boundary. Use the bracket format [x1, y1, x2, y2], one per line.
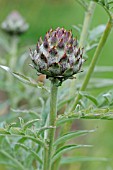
[1, 11, 29, 36]
[30, 27, 84, 86]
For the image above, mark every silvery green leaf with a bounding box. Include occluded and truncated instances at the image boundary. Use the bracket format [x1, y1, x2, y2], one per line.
[57, 109, 113, 126]
[37, 126, 55, 136]
[0, 132, 46, 148]
[72, 25, 81, 33]
[52, 144, 92, 163]
[86, 43, 98, 52]
[15, 143, 43, 164]
[0, 150, 26, 170]
[54, 130, 95, 147]
[23, 119, 40, 130]
[89, 25, 106, 41]
[11, 108, 40, 118]
[61, 156, 108, 164]
[79, 91, 99, 106]
[0, 65, 49, 92]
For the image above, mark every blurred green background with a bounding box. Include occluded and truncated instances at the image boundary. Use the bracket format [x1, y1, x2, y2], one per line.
[0, 0, 113, 170]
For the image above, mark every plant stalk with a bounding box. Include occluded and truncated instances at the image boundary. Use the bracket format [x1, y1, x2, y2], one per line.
[9, 35, 19, 69]
[68, 0, 96, 109]
[44, 81, 58, 170]
[68, 1, 96, 113]
[79, 1, 96, 47]
[51, 2, 96, 170]
[8, 35, 19, 107]
[71, 19, 113, 111]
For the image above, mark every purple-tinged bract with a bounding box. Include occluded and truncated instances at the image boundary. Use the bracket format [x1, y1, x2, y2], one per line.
[30, 27, 84, 84]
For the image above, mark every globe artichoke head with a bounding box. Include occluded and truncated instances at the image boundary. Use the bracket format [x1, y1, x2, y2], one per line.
[1, 11, 29, 35]
[30, 27, 84, 85]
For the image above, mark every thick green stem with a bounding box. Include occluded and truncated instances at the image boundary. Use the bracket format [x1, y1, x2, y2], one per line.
[52, 2, 96, 170]
[44, 81, 58, 170]
[71, 19, 113, 111]
[43, 145, 48, 170]
[79, 1, 96, 47]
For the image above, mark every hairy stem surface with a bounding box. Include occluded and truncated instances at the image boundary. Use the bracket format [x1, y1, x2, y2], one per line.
[44, 81, 58, 170]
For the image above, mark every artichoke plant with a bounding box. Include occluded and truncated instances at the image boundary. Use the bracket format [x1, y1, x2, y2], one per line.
[1, 11, 29, 35]
[30, 27, 84, 85]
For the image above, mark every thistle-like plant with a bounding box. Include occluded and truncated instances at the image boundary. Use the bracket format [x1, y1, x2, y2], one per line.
[0, 11, 30, 110]
[30, 27, 85, 170]
[0, 10, 29, 69]
[30, 27, 84, 85]
[1, 11, 29, 36]
[0, 1, 113, 170]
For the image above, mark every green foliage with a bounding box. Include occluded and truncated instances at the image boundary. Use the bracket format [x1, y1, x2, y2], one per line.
[0, 0, 113, 170]
[61, 156, 108, 164]
[52, 144, 92, 164]
[0, 65, 49, 91]
[76, 0, 113, 20]
[54, 130, 95, 147]
[0, 118, 48, 169]
[0, 118, 96, 169]
[91, 0, 113, 18]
